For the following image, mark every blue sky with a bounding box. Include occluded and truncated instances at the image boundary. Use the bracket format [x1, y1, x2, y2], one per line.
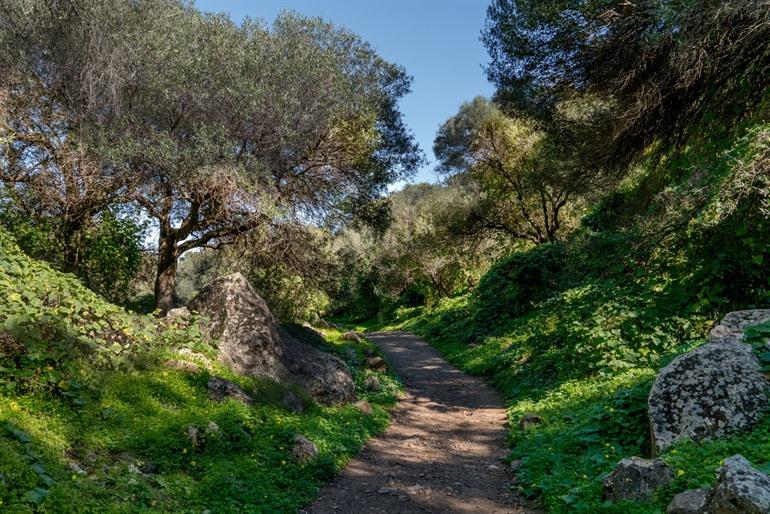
[195, 0, 495, 186]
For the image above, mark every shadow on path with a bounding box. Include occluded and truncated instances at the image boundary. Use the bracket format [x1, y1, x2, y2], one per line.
[302, 331, 537, 514]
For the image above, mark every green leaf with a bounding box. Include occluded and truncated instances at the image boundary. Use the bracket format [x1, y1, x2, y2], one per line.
[25, 487, 49, 504]
[6, 425, 31, 443]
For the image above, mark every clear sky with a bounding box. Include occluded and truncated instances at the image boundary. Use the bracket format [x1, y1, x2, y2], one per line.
[194, 0, 495, 186]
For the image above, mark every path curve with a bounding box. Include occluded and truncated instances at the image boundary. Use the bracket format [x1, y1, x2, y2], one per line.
[302, 331, 534, 514]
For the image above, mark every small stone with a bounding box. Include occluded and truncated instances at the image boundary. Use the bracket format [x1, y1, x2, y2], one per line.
[366, 356, 388, 372]
[282, 391, 305, 413]
[166, 307, 191, 319]
[292, 434, 319, 463]
[706, 454, 770, 513]
[164, 359, 200, 373]
[354, 400, 374, 416]
[207, 377, 253, 405]
[378, 487, 396, 494]
[362, 375, 381, 392]
[206, 421, 220, 433]
[68, 462, 86, 475]
[666, 488, 710, 514]
[186, 425, 199, 447]
[487, 464, 500, 470]
[518, 413, 543, 431]
[602, 457, 672, 502]
[139, 461, 157, 474]
[341, 331, 362, 342]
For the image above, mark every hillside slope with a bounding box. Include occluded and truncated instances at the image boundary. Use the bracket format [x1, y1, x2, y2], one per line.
[0, 229, 399, 513]
[381, 117, 770, 512]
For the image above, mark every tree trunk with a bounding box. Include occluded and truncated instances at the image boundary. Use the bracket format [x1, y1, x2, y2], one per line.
[155, 235, 178, 314]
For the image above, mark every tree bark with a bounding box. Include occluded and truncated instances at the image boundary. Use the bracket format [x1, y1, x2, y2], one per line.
[154, 234, 178, 314]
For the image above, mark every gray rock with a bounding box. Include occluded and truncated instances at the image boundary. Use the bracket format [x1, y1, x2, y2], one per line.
[186, 425, 199, 447]
[708, 310, 770, 345]
[68, 461, 86, 475]
[282, 332, 356, 405]
[282, 391, 305, 414]
[340, 331, 362, 342]
[206, 376, 253, 405]
[164, 359, 199, 373]
[292, 434, 319, 463]
[518, 414, 544, 431]
[189, 273, 354, 404]
[166, 307, 191, 320]
[206, 421, 219, 434]
[706, 455, 770, 513]
[366, 356, 388, 372]
[603, 457, 672, 502]
[667, 488, 710, 514]
[648, 342, 768, 453]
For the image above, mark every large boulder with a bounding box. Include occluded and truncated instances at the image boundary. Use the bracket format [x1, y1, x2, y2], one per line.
[189, 273, 354, 404]
[648, 341, 768, 453]
[706, 455, 770, 513]
[708, 310, 770, 344]
[603, 457, 672, 502]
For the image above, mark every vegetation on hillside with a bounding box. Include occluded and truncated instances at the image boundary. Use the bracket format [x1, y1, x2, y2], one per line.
[0, 227, 400, 512]
[2, 0, 770, 512]
[326, 1, 770, 512]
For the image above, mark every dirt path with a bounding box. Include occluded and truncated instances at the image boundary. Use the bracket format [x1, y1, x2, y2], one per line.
[302, 331, 534, 514]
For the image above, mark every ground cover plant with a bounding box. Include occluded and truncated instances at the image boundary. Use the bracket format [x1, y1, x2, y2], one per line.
[0, 228, 400, 513]
[375, 116, 770, 513]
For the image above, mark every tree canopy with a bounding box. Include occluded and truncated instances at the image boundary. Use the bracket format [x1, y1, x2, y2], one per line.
[0, 0, 420, 311]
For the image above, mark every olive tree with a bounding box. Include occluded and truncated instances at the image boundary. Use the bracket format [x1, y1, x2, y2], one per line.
[435, 96, 599, 243]
[1, 1, 420, 311]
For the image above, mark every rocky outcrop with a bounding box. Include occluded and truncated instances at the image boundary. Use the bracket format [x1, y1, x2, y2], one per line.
[708, 310, 770, 344]
[189, 273, 354, 405]
[707, 455, 770, 514]
[603, 457, 672, 502]
[648, 341, 767, 453]
[667, 488, 710, 514]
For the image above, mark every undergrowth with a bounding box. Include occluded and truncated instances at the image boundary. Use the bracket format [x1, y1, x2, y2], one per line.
[375, 120, 770, 513]
[0, 229, 400, 513]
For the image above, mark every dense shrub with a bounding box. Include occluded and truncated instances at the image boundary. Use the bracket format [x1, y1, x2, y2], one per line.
[471, 243, 567, 333]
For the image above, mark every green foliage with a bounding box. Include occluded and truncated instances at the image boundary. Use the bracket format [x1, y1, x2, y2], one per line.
[0, 228, 400, 511]
[483, 0, 770, 166]
[0, 227, 188, 390]
[0, 207, 145, 304]
[471, 243, 566, 333]
[369, 114, 770, 513]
